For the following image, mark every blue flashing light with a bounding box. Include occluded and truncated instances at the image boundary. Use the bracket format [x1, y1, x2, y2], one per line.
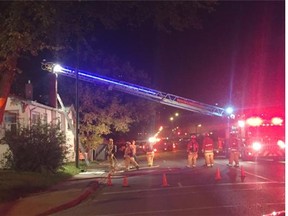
[41, 62, 227, 117]
[59, 65, 157, 96]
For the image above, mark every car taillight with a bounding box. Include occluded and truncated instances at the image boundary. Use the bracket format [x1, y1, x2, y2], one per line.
[277, 140, 285, 149]
[252, 142, 262, 151]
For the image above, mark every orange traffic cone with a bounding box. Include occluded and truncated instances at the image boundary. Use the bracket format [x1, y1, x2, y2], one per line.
[240, 166, 246, 182]
[162, 173, 170, 187]
[215, 167, 221, 181]
[107, 173, 113, 186]
[122, 176, 129, 187]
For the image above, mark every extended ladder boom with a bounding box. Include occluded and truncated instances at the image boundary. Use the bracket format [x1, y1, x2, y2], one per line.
[42, 62, 226, 117]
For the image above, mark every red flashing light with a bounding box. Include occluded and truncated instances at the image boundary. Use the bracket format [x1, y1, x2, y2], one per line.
[246, 117, 263, 126]
[271, 117, 283, 125]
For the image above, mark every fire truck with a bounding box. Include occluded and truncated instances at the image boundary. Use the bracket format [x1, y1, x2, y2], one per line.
[231, 111, 285, 161]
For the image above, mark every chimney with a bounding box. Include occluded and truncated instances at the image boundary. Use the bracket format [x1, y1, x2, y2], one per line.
[25, 80, 33, 100]
[49, 73, 57, 108]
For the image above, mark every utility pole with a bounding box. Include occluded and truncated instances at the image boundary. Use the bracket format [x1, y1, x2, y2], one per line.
[75, 68, 79, 168]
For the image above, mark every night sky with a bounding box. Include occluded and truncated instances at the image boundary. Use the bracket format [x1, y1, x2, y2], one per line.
[19, 0, 285, 123]
[95, 1, 285, 114]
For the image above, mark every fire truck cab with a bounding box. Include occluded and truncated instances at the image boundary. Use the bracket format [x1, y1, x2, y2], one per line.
[233, 114, 285, 161]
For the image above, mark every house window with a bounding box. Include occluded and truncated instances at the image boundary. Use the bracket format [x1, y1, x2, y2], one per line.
[4, 111, 18, 133]
[31, 111, 40, 125]
[42, 113, 48, 124]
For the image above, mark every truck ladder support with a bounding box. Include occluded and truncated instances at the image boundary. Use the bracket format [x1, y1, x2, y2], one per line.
[42, 62, 227, 117]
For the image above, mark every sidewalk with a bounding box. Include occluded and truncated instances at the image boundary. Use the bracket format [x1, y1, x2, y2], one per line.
[0, 161, 112, 216]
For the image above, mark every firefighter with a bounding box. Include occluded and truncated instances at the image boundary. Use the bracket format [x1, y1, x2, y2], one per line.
[146, 142, 155, 167]
[186, 135, 199, 168]
[227, 134, 240, 167]
[79, 151, 85, 161]
[124, 141, 139, 171]
[106, 138, 116, 171]
[202, 133, 214, 167]
[131, 140, 138, 163]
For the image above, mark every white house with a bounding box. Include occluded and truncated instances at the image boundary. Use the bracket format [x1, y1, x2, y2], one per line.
[0, 95, 76, 167]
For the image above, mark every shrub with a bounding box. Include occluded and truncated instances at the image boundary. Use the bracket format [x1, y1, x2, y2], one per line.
[2, 121, 67, 173]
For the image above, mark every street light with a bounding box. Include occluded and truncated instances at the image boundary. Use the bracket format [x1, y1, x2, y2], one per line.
[196, 124, 202, 134]
[169, 112, 180, 133]
[53, 64, 63, 73]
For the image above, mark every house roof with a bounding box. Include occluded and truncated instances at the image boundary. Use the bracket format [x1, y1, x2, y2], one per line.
[7, 95, 73, 114]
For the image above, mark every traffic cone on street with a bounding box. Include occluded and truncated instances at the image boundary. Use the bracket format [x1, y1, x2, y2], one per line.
[162, 173, 170, 187]
[107, 173, 113, 186]
[215, 167, 221, 181]
[122, 176, 129, 187]
[240, 166, 246, 182]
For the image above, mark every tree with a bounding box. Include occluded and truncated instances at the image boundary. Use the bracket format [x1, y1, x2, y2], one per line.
[59, 56, 158, 151]
[1, 2, 218, 160]
[2, 121, 67, 173]
[0, 1, 217, 123]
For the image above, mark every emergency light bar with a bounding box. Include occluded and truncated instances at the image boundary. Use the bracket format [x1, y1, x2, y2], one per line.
[41, 62, 229, 117]
[245, 116, 284, 127]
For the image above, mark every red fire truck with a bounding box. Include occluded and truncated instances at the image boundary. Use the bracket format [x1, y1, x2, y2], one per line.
[232, 112, 285, 161]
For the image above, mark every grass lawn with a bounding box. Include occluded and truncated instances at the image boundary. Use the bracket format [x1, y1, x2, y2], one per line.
[0, 163, 84, 203]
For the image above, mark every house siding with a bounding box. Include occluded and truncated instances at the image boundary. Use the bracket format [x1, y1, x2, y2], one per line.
[0, 96, 75, 168]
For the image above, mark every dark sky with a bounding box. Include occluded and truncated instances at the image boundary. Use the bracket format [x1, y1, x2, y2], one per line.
[20, 0, 284, 123]
[96, 1, 285, 114]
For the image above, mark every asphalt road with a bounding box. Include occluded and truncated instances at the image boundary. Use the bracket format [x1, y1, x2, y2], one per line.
[53, 150, 285, 216]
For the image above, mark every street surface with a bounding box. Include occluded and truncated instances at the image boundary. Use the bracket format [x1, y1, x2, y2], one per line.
[54, 150, 285, 216]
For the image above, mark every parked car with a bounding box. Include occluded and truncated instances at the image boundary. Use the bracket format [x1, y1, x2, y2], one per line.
[136, 142, 147, 155]
[153, 138, 177, 152]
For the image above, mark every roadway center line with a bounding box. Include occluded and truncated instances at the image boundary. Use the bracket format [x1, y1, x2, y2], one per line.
[101, 181, 284, 196]
[243, 170, 278, 182]
[94, 202, 285, 216]
[215, 161, 279, 182]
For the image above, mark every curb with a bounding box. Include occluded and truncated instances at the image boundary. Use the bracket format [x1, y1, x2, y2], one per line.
[38, 181, 99, 216]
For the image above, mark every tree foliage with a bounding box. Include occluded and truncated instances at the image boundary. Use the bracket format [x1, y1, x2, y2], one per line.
[2, 121, 67, 173]
[60, 56, 158, 150]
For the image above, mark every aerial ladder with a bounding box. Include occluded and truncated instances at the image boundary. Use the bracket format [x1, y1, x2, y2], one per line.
[41, 62, 229, 117]
[41, 62, 232, 165]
